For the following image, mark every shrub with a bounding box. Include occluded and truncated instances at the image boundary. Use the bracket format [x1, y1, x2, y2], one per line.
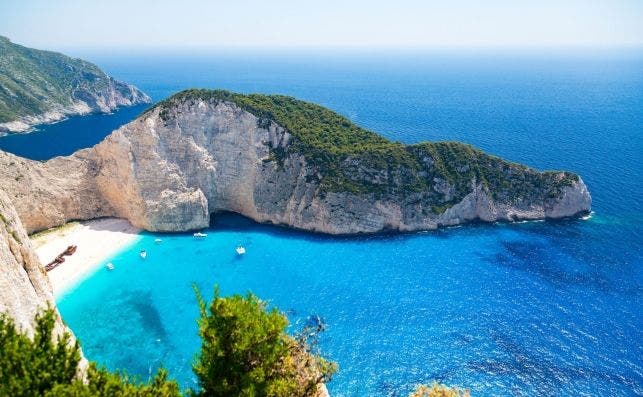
[1, 294, 468, 397]
[0, 307, 180, 397]
[48, 365, 181, 396]
[192, 286, 336, 397]
[409, 382, 470, 397]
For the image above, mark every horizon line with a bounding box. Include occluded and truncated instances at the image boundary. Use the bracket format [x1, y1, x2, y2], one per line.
[3, 35, 643, 53]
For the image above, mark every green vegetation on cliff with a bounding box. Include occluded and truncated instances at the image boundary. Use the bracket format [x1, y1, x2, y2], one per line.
[0, 36, 147, 126]
[152, 89, 579, 212]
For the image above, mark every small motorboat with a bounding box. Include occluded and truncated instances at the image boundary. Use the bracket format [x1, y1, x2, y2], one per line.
[193, 232, 207, 238]
[106, 263, 115, 270]
[154, 238, 163, 244]
[140, 250, 147, 259]
[235, 246, 246, 255]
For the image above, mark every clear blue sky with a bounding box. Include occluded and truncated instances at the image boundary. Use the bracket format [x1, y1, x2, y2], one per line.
[1, 0, 642, 50]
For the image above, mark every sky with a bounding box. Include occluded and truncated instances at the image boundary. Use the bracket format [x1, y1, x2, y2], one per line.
[1, 0, 642, 50]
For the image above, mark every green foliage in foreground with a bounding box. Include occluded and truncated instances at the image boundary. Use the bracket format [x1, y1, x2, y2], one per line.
[150, 89, 578, 207]
[0, 309, 79, 396]
[0, 308, 180, 397]
[193, 287, 337, 397]
[409, 382, 470, 397]
[48, 366, 180, 397]
[0, 289, 336, 397]
[0, 293, 465, 396]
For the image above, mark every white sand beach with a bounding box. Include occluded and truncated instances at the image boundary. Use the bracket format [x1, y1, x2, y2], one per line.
[31, 218, 141, 297]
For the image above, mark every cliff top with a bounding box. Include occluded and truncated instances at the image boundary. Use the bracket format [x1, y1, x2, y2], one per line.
[150, 89, 579, 206]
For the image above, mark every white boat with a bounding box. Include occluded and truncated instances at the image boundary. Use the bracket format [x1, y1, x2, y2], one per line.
[106, 263, 114, 270]
[140, 250, 147, 259]
[154, 238, 163, 244]
[235, 246, 246, 255]
[193, 232, 207, 238]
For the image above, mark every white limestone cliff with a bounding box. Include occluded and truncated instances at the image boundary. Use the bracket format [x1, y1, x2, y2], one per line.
[0, 189, 69, 337]
[0, 98, 591, 234]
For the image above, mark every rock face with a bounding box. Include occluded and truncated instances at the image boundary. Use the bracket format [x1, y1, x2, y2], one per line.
[0, 36, 150, 134]
[0, 152, 114, 232]
[0, 189, 67, 336]
[0, 90, 591, 234]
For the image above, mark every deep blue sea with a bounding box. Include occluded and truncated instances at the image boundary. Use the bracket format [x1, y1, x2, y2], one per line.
[3, 49, 641, 396]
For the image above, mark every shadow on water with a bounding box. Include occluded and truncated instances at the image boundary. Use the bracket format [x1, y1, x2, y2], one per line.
[125, 290, 168, 339]
[483, 237, 642, 296]
[205, 210, 545, 244]
[104, 289, 177, 378]
[208, 211, 459, 244]
[465, 330, 642, 396]
[511, 218, 642, 270]
[423, 329, 642, 396]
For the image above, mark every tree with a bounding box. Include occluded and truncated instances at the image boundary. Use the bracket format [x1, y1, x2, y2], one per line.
[0, 307, 180, 397]
[0, 309, 80, 396]
[2, 295, 467, 397]
[192, 286, 336, 397]
[48, 365, 181, 396]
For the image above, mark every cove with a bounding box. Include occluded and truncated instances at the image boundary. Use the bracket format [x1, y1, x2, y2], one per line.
[7, 49, 641, 396]
[56, 213, 642, 396]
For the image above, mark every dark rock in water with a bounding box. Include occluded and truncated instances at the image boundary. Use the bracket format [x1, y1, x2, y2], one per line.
[306, 314, 326, 331]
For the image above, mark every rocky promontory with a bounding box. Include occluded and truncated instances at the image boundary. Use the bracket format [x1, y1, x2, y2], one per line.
[0, 36, 150, 134]
[0, 89, 591, 234]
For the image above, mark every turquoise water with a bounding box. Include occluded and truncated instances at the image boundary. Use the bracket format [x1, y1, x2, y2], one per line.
[6, 50, 643, 395]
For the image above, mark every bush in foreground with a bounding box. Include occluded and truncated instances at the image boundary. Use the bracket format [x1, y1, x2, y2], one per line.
[0, 308, 180, 397]
[193, 286, 337, 396]
[0, 293, 462, 396]
[0, 288, 336, 397]
[410, 382, 470, 397]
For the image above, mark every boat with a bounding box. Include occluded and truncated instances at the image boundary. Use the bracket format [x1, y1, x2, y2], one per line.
[154, 238, 163, 244]
[140, 250, 147, 259]
[62, 245, 77, 255]
[106, 263, 114, 270]
[193, 232, 207, 238]
[45, 246, 77, 272]
[235, 246, 246, 255]
[44, 255, 65, 272]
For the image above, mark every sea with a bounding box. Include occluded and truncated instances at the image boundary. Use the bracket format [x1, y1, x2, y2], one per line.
[2, 48, 641, 396]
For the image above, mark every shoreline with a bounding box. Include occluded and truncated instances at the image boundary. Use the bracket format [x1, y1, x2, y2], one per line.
[31, 218, 142, 298]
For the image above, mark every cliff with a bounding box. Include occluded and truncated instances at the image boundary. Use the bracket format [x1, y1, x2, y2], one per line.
[0, 36, 150, 134]
[0, 188, 69, 338]
[0, 89, 591, 234]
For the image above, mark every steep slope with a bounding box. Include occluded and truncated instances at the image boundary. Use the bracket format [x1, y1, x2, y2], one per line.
[0, 89, 591, 234]
[0, 151, 113, 232]
[0, 189, 69, 337]
[0, 36, 150, 134]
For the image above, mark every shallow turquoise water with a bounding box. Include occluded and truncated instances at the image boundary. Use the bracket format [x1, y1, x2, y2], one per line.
[57, 214, 641, 396]
[5, 50, 641, 395]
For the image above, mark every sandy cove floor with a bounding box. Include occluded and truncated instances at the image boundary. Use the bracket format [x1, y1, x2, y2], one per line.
[31, 218, 142, 297]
